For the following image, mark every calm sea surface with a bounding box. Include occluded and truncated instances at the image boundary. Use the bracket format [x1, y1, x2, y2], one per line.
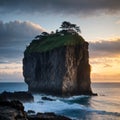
[0, 82, 120, 120]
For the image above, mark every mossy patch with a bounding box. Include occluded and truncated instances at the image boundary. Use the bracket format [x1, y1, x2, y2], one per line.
[25, 34, 85, 54]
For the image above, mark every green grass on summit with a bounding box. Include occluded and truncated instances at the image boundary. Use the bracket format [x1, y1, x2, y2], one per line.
[25, 33, 85, 54]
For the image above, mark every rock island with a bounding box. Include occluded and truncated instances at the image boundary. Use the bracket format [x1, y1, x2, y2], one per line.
[23, 21, 94, 96]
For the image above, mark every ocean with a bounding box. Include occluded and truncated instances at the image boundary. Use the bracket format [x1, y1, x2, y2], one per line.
[0, 82, 120, 120]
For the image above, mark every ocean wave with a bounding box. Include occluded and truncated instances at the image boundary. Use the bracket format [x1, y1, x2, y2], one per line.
[23, 94, 120, 120]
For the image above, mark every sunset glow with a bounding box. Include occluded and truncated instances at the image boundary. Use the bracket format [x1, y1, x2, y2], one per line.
[0, 0, 120, 82]
[90, 57, 120, 82]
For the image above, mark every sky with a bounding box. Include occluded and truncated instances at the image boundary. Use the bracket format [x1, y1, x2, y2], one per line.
[0, 0, 120, 82]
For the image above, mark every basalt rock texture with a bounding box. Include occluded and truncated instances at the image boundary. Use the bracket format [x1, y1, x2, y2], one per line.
[23, 34, 93, 96]
[0, 100, 27, 120]
[0, 100, 71, 120]
[0, 91, 34, 102]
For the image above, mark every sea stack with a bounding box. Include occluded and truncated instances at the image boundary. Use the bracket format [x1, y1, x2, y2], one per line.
[23, 21, 93, 96]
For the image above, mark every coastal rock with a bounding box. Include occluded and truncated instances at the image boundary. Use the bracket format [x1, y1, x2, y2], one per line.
[41, 96, 55, 101]
[0, 91, 34, 102]
[0, 100, 27, 120]
[23, 34, 93, 96]
[0, 100, 71, 120]
[27, 112, 71, 120]
[27, 110, 36, 115]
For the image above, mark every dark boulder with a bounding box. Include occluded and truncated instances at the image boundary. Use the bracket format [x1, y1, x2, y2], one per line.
[27, 110, 36, 115]
[0, 100, 27, 120]
[27, 112, 71, 120]
[41, 96, 55, 101]
[0, 91, 34, 102]
[0, 100, 72, 120]
[0, 100, 24, 111]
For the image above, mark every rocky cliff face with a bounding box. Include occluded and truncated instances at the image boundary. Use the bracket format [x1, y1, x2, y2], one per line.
[23, 35, 93, 96]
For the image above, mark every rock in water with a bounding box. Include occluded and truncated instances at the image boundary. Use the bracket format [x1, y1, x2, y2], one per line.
[0, 100, 71, 120]
[0, 100, 27, 120]
[23, 33, 93, 96]
[0, 91, 34, 102]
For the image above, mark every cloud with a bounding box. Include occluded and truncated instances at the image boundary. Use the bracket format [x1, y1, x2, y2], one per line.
[0, 71, 23, 82]
[0, 0, 120, 16]
[0, 20, 44, 42]
[116, 20, 120, 24]
[89, 39, 120, 58]
[104, 64, 112, 68]
[0, 20, 45, 63]
[91, 73, 120, 82]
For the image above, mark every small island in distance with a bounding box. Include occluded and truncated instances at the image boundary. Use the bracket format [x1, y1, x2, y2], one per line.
[23, 21, 96, 96]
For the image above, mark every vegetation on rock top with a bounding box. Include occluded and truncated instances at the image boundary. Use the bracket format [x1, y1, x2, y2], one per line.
[24, 21, 85, 54]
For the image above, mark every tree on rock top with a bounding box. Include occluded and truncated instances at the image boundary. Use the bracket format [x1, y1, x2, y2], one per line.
[60, 21, 81, 34]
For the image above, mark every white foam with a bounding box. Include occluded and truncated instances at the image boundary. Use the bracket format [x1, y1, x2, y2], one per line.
[24, 94, 93, 113]
[23, 94, 120, 119]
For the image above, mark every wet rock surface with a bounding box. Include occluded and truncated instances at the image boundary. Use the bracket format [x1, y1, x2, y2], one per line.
[0, 100, 72, 120]
[27, 112, 71, 120]
[0, 91, 34, 102]
[0, 100, 27, 120]
[41, 96, 55, 101]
